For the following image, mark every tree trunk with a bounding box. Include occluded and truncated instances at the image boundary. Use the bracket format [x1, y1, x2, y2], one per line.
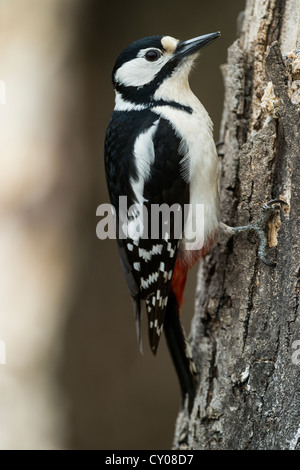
[173, 0, 300, 450]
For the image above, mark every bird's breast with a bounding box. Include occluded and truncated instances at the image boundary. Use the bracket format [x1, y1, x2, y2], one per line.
[152, 102, 220, 251]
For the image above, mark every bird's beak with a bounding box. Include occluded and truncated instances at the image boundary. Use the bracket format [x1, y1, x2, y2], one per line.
[175, 31, 220, 59]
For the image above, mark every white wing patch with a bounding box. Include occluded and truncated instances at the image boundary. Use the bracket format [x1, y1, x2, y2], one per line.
[132, 119, 159, 198]
[127, 119, 160, 240]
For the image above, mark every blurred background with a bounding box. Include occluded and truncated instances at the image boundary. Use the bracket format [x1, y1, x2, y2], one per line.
[0, 0, 243, 450]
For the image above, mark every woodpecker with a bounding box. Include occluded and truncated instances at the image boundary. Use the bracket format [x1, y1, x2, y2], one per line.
[104, 33, 285, 412]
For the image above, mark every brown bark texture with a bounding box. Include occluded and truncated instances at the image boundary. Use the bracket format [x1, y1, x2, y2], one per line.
[173, 0, 300, 450]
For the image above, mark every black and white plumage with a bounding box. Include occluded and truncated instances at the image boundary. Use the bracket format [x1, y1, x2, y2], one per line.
[105, 33, 221, 411]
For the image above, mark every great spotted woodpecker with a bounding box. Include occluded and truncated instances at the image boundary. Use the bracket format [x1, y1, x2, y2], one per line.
[104, 33, 285, 412]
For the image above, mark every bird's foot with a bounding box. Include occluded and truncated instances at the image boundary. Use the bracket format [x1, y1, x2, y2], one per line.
[224, 199, 287, 267]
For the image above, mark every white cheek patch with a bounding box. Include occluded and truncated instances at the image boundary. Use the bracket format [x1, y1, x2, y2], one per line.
[115, 51, 168, 88]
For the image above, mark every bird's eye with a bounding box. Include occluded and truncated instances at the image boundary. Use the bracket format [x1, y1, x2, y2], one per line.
[145, 49, 161, 62]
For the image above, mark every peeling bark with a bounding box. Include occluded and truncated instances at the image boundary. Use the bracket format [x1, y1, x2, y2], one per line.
[173, 0, 300, 450]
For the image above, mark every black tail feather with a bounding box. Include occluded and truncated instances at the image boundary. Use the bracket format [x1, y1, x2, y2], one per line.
[133, 297, 143, 354]
[164, 291, 198, 413]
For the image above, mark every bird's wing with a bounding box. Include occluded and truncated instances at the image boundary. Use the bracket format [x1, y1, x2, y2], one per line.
[105, 110, 189, 354]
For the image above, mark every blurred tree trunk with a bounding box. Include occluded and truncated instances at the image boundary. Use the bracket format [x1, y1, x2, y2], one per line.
[174, 0, 300, 450]
[0, 0, 98, 449]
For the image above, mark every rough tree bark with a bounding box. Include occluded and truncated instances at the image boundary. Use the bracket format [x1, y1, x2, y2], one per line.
[173, 0, 300, 450]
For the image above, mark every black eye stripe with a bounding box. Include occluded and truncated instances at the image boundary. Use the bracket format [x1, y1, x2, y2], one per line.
[145, 49, 161, 62]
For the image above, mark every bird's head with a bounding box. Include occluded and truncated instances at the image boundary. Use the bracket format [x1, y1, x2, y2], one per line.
[112, 32, 220, 108]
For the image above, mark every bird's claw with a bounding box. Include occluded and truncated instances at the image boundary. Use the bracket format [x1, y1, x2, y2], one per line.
[264, 198, 288, 211]
[229, 199, 287, 267]
[252, 199, 287, 267]
[260, 255, 276, 268]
